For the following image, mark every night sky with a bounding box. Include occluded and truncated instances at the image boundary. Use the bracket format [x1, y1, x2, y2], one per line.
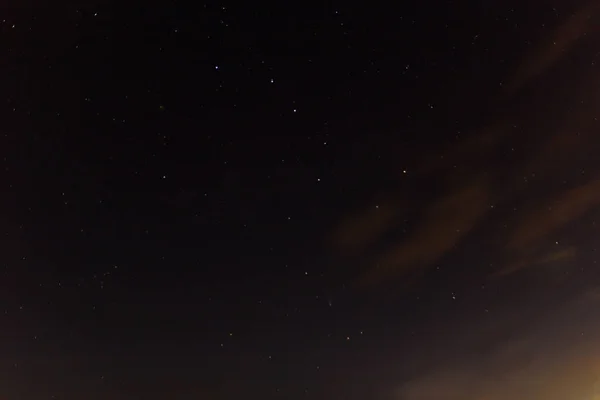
[2, 1, 600, 399]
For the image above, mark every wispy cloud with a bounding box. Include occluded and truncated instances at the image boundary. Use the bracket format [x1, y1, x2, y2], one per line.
[506, 179, 600, 252]
[492, 247, 577, 278]
[391, 288, 600, 400]
[505, 1, 599, 94]
[359, 180, 489, 287]
[327, 3, 600, 287]
[329, 196, 403, 255]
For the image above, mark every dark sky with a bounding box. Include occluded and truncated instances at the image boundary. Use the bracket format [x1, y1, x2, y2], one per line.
[2, 1, 600, 399]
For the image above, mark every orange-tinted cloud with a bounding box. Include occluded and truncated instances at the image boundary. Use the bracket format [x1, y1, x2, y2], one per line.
[488, 177, 600, 278]
[505, 1, 599, 94]
[493, 247, 577, 278]
[329, 196, 402, 255]
[359, 180, 489, 287]
[393, 338, 600, 400]
[507, 179, 600, 252]
[578, 285, 600, 304]
[327, 5, 600, 287]
[391, 287, 600, 399]
[524, 132, 588, 176]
